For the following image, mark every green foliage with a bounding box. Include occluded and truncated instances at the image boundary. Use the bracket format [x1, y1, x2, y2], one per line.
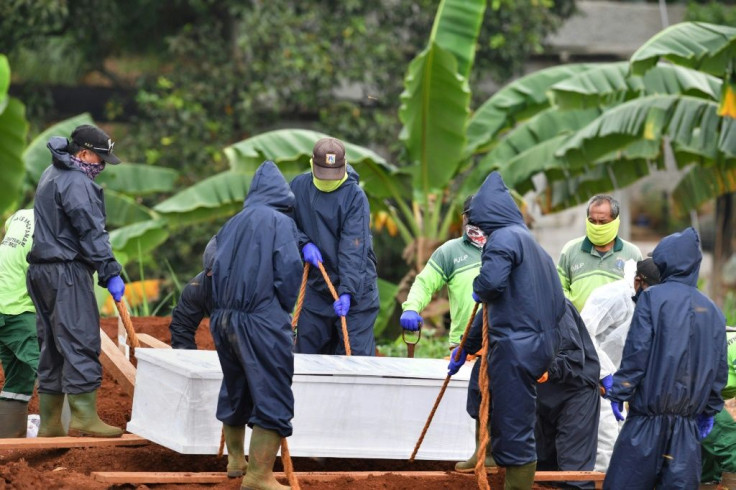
[0, 54, 29, 217]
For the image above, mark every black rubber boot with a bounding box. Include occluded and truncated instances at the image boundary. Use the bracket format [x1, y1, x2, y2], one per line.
[38, 393, 67, 437]
[0, 399, 28, 438]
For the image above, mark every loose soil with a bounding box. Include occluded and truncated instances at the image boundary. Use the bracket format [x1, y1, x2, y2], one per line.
[0, 316, 535, 489]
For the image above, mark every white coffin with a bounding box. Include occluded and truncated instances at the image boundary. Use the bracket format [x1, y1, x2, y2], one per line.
[127, 349, 475, 460]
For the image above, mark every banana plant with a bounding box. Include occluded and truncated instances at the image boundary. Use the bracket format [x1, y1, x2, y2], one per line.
[0, 54, 29, 217]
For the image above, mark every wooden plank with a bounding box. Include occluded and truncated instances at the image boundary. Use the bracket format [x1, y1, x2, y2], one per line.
[534, 470, 605, 481]
[93, 472, 227, 484]
[99, 328, 136, 397]
[136, 333, 172, 349]
[0, 434, 147, 450]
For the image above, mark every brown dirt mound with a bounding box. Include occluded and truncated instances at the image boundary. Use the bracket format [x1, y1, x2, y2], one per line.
[0, 316, 517, 489]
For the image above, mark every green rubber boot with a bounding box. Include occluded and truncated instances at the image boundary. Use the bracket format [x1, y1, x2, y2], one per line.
[224, 424, 248, 478]
[504, 461, 536, 490]
[0, 399, 28, 438]
[240, 425, 289, 490]
[455, 419, 496, 473]
[67, 391, 123, 438]
[38, 393, 67, 437]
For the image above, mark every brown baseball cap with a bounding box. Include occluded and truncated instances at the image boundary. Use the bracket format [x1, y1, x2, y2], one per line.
[312, 137, 346, 180]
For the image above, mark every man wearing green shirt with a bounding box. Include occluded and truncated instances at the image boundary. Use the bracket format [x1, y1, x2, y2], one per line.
[400, 196, 483, 347]
[557, 195, 641, 312]
[701, 330, 736, 484]
[0, 209, 38, 438]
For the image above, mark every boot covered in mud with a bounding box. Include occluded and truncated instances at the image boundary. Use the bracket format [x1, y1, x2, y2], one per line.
[455, 419, 496, 473]
[224, 424, 248, 477]
[38, 393, 67, 437]
[0, 399, 28, 438]
[68, 391, 123, 438]
[241, 425, 289, 490]
[504, 461, 536, 490]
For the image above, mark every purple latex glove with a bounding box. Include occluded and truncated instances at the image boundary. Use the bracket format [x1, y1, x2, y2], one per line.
[472, 291, 481, 303]
[302, 243, 323, 267]
[447, 347, 468, 376]
[107, 275, 125, 302]
[601, 374, 613, 395]
[333, 293, 351, 317]
[400, 310, 423, 331]
[696, 414, 715, 440]
[611, 400, 625, 422]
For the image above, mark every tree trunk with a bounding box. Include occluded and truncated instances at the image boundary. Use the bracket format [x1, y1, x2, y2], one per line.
[712, 193, 734, 306]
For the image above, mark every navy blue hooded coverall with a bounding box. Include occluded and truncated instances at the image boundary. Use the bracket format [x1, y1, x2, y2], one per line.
[290, 165, 379, 356]
[210, 161, 303, 437]
[604, 227, 728, 489]
[536, 299, 600, 489]
[27, 137, 122, 394]
[464, 172, 565, 467]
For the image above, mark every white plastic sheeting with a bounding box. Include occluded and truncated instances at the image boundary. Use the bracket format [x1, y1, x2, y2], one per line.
[127, 349, 475, 460]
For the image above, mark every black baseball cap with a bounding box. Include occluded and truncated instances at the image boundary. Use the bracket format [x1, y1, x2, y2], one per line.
[312, 137, 346, 180]
[636, 258, 661, 285]
[70, 125, 121, 164]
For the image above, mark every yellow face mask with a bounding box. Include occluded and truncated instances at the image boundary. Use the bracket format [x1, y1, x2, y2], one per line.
[586, 216, 620, 246]
[310, 158, 347, 192]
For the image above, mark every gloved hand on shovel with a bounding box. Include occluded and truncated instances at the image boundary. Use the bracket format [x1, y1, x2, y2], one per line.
[600, 374, 613, 396]
[302, 243, 323, 267]
[107, 275, 125, 302]
[400, 311, 423, 331]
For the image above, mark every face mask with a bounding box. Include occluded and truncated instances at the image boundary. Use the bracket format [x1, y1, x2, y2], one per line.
[632, 286, 643, 303]
[310, 158, 347, 192]
[585, 216, 620, 246]
[70, 155, 106, 180]
[465, 224, 487, 249]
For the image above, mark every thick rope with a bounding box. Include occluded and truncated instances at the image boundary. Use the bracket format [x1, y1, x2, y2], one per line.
[475, 303, 491, 490]
[291, 264, 310, 330]
[281, 438, 300, 489]
[409, 302, 480, 462]
[316, 262, 352, 356]
[217, 425, 225, 458]
[115, 300, 140, 348]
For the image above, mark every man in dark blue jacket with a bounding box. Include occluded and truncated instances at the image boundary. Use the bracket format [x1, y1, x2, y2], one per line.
[210, 161, 302, 490]
[449, 172, 565, 489]
[604, 227, 728, 489]
[535, 299, 600, 489]
[290, 137, 379, 356]
[27, 125, 125, 438]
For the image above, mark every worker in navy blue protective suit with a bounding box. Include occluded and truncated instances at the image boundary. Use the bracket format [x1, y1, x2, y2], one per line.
[448, 172, 565, 490]
[535, 299, 600, 489]
[604, 227, 728, 490]
[290, 137, 379, 356]
[210, 161, 302, 490]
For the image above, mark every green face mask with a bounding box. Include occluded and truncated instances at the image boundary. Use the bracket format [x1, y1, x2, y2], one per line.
[310, 158, 347, 192]
[586, 216, 620, 246]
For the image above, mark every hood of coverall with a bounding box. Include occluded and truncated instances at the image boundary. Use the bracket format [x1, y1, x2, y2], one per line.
[651, 227, 701, 288]
[243, 160, 295, 214]
[467, 171, 525, 235]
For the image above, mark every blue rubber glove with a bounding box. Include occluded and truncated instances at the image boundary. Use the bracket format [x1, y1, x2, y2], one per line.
[601, 374, 613, 395]
[302, 243, 323, 267]
[472, 291, 480, 303]
[611, 400, 625, 422]
[696, 413, 715, 440]
[400, 310, 423, 331]
[107, 275, 125, 302]
[333, 294, 351, 317]
[447, 347, 468, 376]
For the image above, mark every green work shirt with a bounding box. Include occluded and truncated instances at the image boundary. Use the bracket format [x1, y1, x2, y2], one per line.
[557, 235, 642, 312]
[0, 209, 35, 315]
[724, 332, 736, 399]
[402, 236, 481, 345]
